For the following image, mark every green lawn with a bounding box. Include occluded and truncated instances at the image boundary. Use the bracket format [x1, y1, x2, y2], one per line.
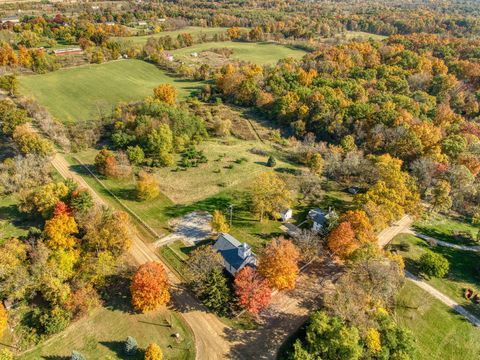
[390, 233, 480, 317]
[171, 41, 307, 65]
[414, 213, 480, 246]
[0, 194, 34, 243]
[16, 306, 194, 360]
[396, 281, 480, 360]
[342, 31, 387, 41]
[115, 26, 233, 45]
[19, 59, 202, 123]
[68, 137, 304, 250]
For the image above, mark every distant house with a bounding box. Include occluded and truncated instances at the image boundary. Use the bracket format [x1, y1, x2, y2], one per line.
[308, 208, 329, 232]
[1, 16, 20, 24]
[347, 186, 360, 195]
[138, 21, 148, 26]
[158, 18, 167, 22]
[213, 233, 257, 275]
[164, 52, 174, 61]
[105, 22, 116, 26]
[91, 5, 100, 10]
[191, 52, 198, 58]
[280, 208, 293, 222]
[53, 47, 83, 56]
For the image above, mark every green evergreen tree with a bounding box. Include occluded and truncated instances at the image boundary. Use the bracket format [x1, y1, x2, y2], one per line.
[200, 268, 231, 316]
[71, 351, 86, 360]
[266, 156, 276, 167]
[124, 336, 138, 355]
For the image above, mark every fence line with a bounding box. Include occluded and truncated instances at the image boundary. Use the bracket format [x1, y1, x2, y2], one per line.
[72, 156, 164, 241]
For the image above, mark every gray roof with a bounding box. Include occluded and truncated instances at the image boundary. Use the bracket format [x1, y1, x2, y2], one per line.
[213, 233, 256, 273]
[308, 208, 327, 225]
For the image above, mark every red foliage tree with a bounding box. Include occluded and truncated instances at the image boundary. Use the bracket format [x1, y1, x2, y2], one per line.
[131, 262, 170, 312]
[234, 267, 272, 315]
[53, 201, 72, 217]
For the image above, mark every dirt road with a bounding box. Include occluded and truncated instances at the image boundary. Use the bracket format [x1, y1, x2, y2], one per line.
[378, 214, 480, 327]
[51, 153, 234, 359]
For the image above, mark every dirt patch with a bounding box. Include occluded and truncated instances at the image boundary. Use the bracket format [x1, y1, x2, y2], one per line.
[155, 211, 214, 247]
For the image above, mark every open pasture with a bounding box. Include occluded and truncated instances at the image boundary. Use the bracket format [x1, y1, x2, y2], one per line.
[19, 59, 202, 123]
[171, 41, 307, 65]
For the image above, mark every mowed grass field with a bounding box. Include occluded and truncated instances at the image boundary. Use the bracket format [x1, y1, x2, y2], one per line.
[19, 59, 202, 123]
[17, 306, 194, 360]
[396, 281, 480, 360]
[390, 233, 480, 317]
[171, 41, 307, 65]
[116, 26, 233, 45]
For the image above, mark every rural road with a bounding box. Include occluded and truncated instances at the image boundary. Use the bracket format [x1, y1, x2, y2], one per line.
[379, 215, 480, 327]
[51, 153, 234, 359]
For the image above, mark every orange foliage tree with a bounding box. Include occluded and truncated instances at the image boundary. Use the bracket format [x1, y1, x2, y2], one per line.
[234, 267, 272, 315]
[153, 84, 177, 105]
[327, 221, 357, 259]
[131, 262, 170, 312]
[0, 303, 7, 338]
[258, 237, 299, 290]
[339, 210, 376, 244]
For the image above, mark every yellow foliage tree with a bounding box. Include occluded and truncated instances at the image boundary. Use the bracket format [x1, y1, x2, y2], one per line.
[136, 170, 160, 201]
[365, 328, 382, 353]
[153, 84, 177, 105]
[251, 172, 292, 222]
[211, 210, 230, 233]
[258, 237, 299, 290]
[44, 213, 79, 250]
[144, 342, 163, 360]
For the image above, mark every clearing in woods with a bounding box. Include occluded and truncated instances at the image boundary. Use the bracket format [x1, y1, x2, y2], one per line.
[171, 41, 307, 65]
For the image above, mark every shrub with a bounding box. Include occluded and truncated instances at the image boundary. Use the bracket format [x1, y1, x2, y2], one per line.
[39, 306, 71, 335]
[418, 251, 449, 278]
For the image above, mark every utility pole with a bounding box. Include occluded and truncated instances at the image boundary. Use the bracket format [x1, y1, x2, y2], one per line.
[228, 204, 234, 226]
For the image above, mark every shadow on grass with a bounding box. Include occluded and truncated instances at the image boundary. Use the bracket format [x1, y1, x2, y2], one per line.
[99, 341, 144, 360]
[101, 272, 135, 314]
[41, 356, 70, 360]
[412, 225, 478, 246]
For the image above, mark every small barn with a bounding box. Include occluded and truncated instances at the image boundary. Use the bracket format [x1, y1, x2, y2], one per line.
[280, 208, 293, 222]
[213, 233, 257, 276]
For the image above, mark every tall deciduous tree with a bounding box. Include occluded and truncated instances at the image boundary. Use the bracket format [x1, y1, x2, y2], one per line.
[292, 311, 362, 360]
[211, 210, 230, 233]
[251, 172, 292, 222]
[339, 210, 376, 245]
[258, 237, 299, 290]
[136, 170, 160, 201]
[234, 267, 271, 315]
[44, 213, 79, 250]
[131, 262, 170, 312]
[327, 221, 357, 259]
[145, 343, 163, 360]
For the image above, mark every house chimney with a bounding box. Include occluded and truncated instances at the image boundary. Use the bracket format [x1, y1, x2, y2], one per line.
[238, 243, 251, 259]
